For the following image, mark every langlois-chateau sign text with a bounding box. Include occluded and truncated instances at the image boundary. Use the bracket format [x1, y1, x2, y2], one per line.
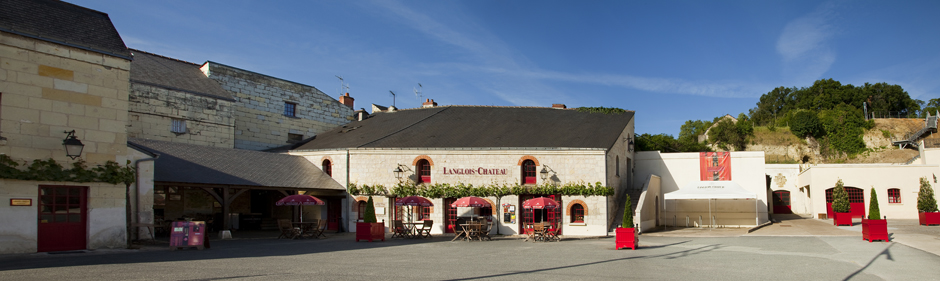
[442, 167, 508, 175]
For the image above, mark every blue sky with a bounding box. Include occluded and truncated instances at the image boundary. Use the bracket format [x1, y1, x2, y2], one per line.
[72, 0, 940, 136]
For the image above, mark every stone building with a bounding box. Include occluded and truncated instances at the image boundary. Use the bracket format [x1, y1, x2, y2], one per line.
[290, 104, 636, 237]
[199, 62, 355, 151]
[0, 0, 135, 253]
[127, 50, 236, 148]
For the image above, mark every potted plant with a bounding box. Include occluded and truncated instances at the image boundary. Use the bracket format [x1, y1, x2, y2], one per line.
[832, 179, 852, 226]
[615, 194, 637, 250]
[918, 177, 940, 226]
[862, 187, 889, 242]
[356, 196, 385, 242]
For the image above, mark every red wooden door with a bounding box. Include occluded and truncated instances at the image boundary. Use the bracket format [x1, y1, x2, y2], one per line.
[825, 187, 865, 219]
[444, 198, 456, 233]
[518, 194, 562, 235]
[772, 190, 792, 214]
[37, 186, 87, 252]
[327, 198, 342, 230]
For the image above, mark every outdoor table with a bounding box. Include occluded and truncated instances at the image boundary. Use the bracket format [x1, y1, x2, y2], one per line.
[404, 222, 423, 238]
[458, 223, 483, 242]
[293, 222, 317, 238]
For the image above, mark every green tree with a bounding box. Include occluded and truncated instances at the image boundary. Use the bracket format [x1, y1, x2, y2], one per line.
[789, 110, 823, 138]
[919, 98, 940, 117]
[750, 86, 794, 126]
[363, 196, 377, 223]
[868, 187, 881, 220]
[819, 104, 870, 155]
[918, 177, 938, 213]
[707, 114, 753, 151]
[832, 179, 850, 213]
[622, 193, 633, 229]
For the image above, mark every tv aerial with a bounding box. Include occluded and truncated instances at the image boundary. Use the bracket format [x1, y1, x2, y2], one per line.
[336, 75, 349, 94]
[414, 83, 423, 99]
[389, 90, 396, 107]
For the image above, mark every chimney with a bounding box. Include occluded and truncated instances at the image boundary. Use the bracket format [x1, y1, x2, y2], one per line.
[339, 93, 354, 109]
[422, 98, 437, 108]
[552, 104, 566, 109]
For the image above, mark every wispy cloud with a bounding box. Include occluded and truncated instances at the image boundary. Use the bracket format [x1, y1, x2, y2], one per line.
[776, 2, 838, 83]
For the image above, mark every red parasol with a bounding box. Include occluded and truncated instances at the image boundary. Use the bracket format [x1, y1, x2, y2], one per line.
[276, 194, 326, 206]
[395, 196, 433, 207]
[450, 196, 490, 208]
[522, 197, 559, 209]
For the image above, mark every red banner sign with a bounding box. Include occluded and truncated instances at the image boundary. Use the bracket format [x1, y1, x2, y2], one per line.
[700, 152, 731, 181]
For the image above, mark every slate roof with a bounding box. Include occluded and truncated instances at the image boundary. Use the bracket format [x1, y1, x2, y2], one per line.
[128, 138, 344, 190]
[293, 106, 634, 151]
[129, 49, 234, 101]
[0, 0, 130, 59]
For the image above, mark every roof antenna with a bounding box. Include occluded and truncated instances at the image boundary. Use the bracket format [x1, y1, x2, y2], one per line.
[389, 90, 396, 107]
[414, 83, 423, 99]
[336, 75, 349, 95]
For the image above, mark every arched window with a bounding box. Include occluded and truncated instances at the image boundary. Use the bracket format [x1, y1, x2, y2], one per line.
[322, 159, 332, 177]
[571, 204, 585, 223]
[522, 160, 536, 185]
[417, 159, 431, 184]
[357, 201, 367, 221]
[888, 188, 901, 203]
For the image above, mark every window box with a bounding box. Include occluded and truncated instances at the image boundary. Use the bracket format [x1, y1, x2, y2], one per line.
[861, 218, 889, 242]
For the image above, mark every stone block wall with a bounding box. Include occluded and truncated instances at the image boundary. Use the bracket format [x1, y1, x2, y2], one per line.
[0, 179, 127, 253]
[200, 62, 354, 150]
[0, 31, 130, 165]
[127, 83, 235, 148]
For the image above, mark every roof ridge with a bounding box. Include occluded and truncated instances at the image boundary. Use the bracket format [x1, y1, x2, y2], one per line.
[130, 49, 201, 66]
[358, 106, 450, 148]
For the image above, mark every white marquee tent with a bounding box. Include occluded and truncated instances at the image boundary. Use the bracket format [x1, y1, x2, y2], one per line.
[664, 181, 759, 227]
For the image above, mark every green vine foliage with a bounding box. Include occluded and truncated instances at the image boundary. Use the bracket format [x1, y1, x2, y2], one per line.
[348, 181, 613, 198]
[576, 107, 627, 115]
[0, 155, 136, 185]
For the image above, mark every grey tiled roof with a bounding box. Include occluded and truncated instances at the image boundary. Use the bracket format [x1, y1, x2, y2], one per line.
[129, 138, 344, 190]
[129, 49, 234, 101]
[293, 106, 634, 151]
[0, 0, 130, 59]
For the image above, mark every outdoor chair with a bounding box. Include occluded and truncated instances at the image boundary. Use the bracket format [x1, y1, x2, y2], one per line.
[277, 219, 300, 239]
[392, 220, 409, 239]
[309, 219, 327, 239]
[480, 221, 492, 241]
[418, 220, 433, 238]
[530, 223, 545, 242]
[451, 220, 467, 241]
[543, 223, 559, 242]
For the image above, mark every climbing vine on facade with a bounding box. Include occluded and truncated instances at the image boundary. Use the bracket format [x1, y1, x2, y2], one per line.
[0, 155, 136, 185]
[348, 181, 613, 198]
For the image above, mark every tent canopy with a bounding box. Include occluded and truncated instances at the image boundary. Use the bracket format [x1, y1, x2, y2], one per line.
[664, 181, 756, 200]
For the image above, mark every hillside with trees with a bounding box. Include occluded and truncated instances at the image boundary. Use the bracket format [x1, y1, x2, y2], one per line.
[636, 78, 937, 164]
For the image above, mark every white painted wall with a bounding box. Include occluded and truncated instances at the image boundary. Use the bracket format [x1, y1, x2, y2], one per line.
[799, 164, 939, 219]
[765, 164, 809, 215]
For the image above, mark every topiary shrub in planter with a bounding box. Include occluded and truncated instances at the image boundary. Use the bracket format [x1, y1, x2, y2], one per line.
[832, 179, 853, 226]
[356, 196, 385, 242]
[917, 177, 940, 226]
[862, 187, 889, 242]
[615, 194, 637, 250]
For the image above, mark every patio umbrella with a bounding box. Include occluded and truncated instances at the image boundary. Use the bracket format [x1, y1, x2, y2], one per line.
[395, 196, 433, 207]
[450, 196, 490, 208]
[522, 197, 559, 209]
[395, 196, 433, 223]
[276, 194, 325, 221]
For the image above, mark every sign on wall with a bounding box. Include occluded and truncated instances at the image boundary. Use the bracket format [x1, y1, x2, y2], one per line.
[10, 199, 32, 206]
[700, 152, 731, 181]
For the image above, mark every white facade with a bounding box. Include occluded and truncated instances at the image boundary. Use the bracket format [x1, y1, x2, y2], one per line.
[634, 151, 770, 229]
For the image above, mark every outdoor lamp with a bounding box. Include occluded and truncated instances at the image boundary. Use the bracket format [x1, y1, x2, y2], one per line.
[62, 130, 84, 160]
[540, 167, 550, 181]
[393, 166, 404, 180]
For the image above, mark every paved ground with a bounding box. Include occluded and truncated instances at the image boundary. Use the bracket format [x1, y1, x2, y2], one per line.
[1, 216, 937, 280]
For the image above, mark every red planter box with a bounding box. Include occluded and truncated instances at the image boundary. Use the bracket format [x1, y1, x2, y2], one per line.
[920, 212, 940, 226]
[355, 222, 385, 242]
[615, 227, 637, 250]
[833, 212, 853, 226]
[861, 219, 889, 242]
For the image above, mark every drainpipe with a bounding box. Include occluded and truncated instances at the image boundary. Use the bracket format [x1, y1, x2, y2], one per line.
[133, 156, 158, 240]
[342, 149, 350, 232]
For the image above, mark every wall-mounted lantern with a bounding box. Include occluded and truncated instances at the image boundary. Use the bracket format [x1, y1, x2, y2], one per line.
[62, 130, 84, 160]
[540, 167, 550, 181]
[392, 166, 404, 180]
